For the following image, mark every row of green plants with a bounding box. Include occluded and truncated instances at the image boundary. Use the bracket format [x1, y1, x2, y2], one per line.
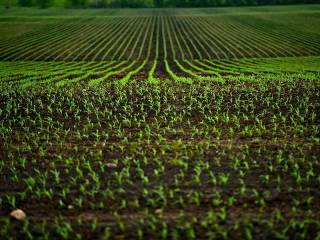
[0, 56, 319, 87]
[0, 72, 319, 238]
[1, 13, 319, 61]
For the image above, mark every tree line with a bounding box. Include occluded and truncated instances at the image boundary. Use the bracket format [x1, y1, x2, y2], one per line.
[8, 0, 320, 9]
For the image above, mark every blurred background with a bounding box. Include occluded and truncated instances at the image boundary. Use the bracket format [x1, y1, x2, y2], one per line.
[1, 0, 320, 9]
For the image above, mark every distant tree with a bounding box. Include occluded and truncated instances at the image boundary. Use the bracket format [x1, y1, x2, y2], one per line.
[36, 0, 52, 8]
[66, 0, 88, 7]
[14, 0, 320, 9]
[219, 0, 227, 5]
[154, 0, 163, 7]
[163, 0, 174, 6]
[18, 0, 33, 6]
[4, 0, 10, 8]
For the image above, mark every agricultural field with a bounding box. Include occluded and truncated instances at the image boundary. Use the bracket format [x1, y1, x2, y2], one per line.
[0, 4, 320, 240]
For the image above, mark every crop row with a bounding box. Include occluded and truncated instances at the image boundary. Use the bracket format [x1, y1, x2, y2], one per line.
[0, 74, 319, 239]
[0, 15, 319, 62]
[0, 56, 319, 87]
